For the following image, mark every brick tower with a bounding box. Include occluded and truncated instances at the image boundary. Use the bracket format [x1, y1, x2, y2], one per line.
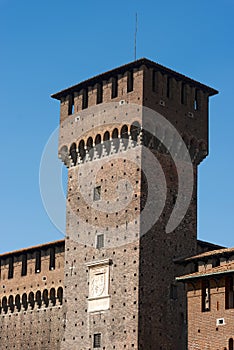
[52, 58, 217, 349]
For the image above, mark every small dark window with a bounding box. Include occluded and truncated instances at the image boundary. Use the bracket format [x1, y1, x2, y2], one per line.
[8, 257, 14, 279]
[212, 258, 220, 268]
[21, 254, 27, 276]
[181, 83, 187, 105]
[96, 83, 103, 104]
[96, 234, 104, 249]
[152, 70, 158, 92]
[111, 77, 118, 98]
[35, 251, 41, 273]
[70, 143, 77, 166]
[225, 276, 234, 309]
[229, 338, 234, 350]
[49, 247, 55, 270]
[194, 89, 199, 110]
[68, 94, 74, 115]
[82, 89, 88, 109]
[93, 333, 101, 348]
[166, 76, 172, 98]
[93, 186, 101, 201]
[127, 71, 134, 92]
[202, 279, 210, 312]
[170, 284, 178, 300]
[57, 287, 63, 305]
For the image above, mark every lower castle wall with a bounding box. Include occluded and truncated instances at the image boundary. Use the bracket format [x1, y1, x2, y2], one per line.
[0, 305, 64, 350]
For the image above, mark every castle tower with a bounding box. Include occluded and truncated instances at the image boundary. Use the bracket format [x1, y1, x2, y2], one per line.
[52, 58, 217, 349]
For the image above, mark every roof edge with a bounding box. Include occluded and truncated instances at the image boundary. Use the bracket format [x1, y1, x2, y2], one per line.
[51, 57, 218, 100]
[176, 268, 234, 282]
[0, 239, 65, 259]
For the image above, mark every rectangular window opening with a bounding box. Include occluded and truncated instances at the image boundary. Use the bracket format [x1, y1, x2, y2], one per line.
[166, 76, 171, 98]
[93, 333, 101, 348]
[21, 254, 27, 276]
[35, 251, 41, 274]
[152, 70, 157, 92]
[8, 257, 14, 279]
[216, 318, 225, 326]
[49, 247, 56, 271]
[111, 77, 118, 99]
[96, 83, 103, 104]
[202, 279, 210, 312]
[96, 234, 104, 249]
[68, 95, 74, 115]
[93, 186, 101, 201]
[181, 83, 187, 105]
[82, 89, 88, 109]
[212, 258, 220, 268]
[194, 89, 199, 110]
[225, 276, 234, 309]
[127, 70, 134, 92]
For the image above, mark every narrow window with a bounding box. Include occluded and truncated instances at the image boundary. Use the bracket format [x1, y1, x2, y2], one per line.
[166, 76, 172, 98]
[35, 251, 41, 273]
[202, 279, 210, 312]
[225, 276, 234, 309]
[82, 88, 88, 109]
[96, 83, 103, 104]
[70, 143, 77, 166]
[96, 234, 104, 249]
[152, 70, 157, 92]
[93, 186, 101, 201]
[212, 258, 220, 268]
[49, 247, 55, 271]
[8, 257, 14, 279]
[111, 77, 118, 98]
[21, 254, 27, 276]
[2, 296, 7, 313]
[93, 333, 101, 348]
[181, 83, 187, 105]
[43, 289, 49, 307]
[57, 287, 63, 305]
[229, 338, 234, 350]
[194, 89, 199, 110]
[127, 71, 134, 92]
[68, 94, 74, 115]
[22, 293, 28, 310]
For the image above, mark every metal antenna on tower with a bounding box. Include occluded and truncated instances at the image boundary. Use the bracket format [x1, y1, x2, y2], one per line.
[134, 12, 138, 61]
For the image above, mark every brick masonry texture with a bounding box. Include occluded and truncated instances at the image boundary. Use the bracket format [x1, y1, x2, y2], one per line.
[0, 241, 65, 350]
[0, 58, 219, 349]
[56, 59, 216, 350]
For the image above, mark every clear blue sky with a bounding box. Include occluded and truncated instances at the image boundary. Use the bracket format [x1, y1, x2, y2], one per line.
[0, 0, 233, 253]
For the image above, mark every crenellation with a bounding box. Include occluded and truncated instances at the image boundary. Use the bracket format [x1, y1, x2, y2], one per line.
[87, 85, 96, 107]
[74, 90, 82, 113]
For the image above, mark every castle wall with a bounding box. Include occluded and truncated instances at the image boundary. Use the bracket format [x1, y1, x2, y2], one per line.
[0, 241, 65, 349]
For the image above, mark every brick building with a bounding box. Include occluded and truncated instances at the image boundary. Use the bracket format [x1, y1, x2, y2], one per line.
[177, 247, 234, 350]
[0, 240, 65, 349]
[0, 58, 229, 349]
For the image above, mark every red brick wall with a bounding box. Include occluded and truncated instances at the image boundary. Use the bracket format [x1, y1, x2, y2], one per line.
[187, 277, 234, 350]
